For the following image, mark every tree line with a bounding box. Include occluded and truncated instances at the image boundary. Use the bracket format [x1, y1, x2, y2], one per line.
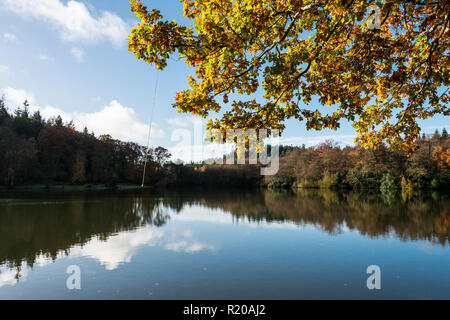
[266, 131, 450, 196]
[0, 97, 260, 188]
[1, 97, 448, 192]
[0, 98, 172, 187]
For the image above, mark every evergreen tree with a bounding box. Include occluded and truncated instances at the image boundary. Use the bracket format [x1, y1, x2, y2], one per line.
[55, 115, 63, 127]
[0, 97, 9, 124]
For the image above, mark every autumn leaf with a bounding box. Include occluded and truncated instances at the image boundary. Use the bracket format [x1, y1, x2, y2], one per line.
[128, 0, 450, 153]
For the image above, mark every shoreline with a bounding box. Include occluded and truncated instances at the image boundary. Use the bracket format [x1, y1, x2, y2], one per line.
[0, 184, 153, 193]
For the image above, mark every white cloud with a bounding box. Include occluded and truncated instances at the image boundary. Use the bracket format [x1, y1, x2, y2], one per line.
[166, 116, 356, 162]
[166, 117, 188, 128]
[0, 87, 165, 144]
[35, 104, 71, 120]
[165, 240, 215, 253]
[183, 229, 193, 238]
[166, 116, 205, 129]
[170, 205, 235, 225]
[166, 117, 199, 128]
[165, 225, 216, 254]
[39, 54, 50, 61]
[70, 228, 164, 270]
[0, 87, 35, 106]
[0, 263, 28, 288]
[167, 116, 235, 162]
[0, 65, 9, 74]
[273, 135, 357, 147]
[169, 143, 235, 163]
[169, 205, 301, 230]
[70, 100, 165, 143]
[3, 33, 16, 41]
[2, 0, 130, 47]
[34, 255, 53, 267]
[70, 47, 84, 62]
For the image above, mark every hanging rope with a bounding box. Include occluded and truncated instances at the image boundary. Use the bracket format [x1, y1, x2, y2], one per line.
[141, 72, 159, 187]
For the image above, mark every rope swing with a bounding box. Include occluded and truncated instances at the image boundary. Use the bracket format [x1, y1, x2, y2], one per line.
[141, 72, 159, 187]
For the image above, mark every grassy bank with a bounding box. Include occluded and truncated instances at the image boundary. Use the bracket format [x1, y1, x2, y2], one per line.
[0, 184, 152, 192]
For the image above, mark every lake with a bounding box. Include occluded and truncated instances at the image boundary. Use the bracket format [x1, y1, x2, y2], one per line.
[0, 188, 449, 299]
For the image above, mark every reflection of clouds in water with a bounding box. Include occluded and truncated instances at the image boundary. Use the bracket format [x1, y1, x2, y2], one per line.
[0, 253, 67, 288]
[183, 229, 193, 238]
[165, 240, 215, 253]
[67, 224, 215, 268]
[0, 263, 28, 288]
[34, 252, 66, 267]
[165, 228, 216, 254]
[67, 224, 215, 270]
[0, 202, 300, 285]
[170, 204, 305, 230]
[70, 228, 164, 270]
[170, 206, 235, 224]
[1, 204, 229, 284]
[0, 223, 217, 286]
[418, 243, 446, 255]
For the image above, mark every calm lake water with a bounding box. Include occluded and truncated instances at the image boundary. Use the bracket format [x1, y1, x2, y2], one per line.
[0, 188, 449, 299]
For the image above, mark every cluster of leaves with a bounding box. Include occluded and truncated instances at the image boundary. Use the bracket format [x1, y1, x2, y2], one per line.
[0, 98, 170, 187]
[129, 0, 449, 154]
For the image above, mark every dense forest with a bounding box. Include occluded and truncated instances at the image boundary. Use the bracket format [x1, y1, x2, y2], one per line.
[0, 97, 259, 188]
[0, 97, 173, 187]
[0, 97, 449, 193]
[265, 132, 450, 196]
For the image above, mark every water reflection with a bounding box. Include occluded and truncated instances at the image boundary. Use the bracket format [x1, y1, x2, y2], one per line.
[70, 227, 164, 270]
[0, 189, 448, 290]
[0, 263, 28, 288]
[0, 195, 166, 268]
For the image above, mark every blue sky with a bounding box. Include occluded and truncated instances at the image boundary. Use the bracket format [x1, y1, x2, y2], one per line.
[0, 0, 448, 162]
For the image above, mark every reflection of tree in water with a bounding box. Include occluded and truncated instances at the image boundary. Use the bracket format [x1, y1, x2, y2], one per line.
[267, 190, 449, 246]
[164, 188, 449, 246]
[0, 189, 449, 277]
[0, 192, 170, 270]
